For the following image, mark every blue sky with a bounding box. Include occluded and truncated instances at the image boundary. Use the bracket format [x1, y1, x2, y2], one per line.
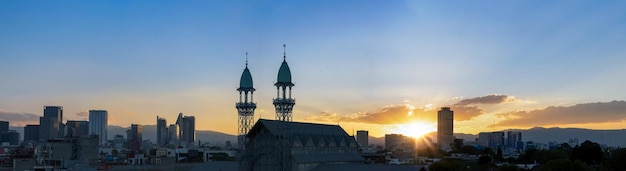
[2, 1, 626, 136]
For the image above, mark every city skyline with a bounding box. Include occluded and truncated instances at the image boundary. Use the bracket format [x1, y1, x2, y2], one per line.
[2, 1, 626, 138]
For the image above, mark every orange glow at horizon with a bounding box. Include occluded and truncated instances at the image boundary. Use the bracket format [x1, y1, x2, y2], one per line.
[389, 121, 436, 139]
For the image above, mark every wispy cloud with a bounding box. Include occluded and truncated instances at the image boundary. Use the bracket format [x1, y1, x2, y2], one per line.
[306, 94, 519, 124]
[0, 109, 40, 126]
[496, 101, 626, 127]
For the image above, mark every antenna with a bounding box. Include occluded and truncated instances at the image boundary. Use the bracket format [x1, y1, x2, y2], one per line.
[283, 44, 286, 60]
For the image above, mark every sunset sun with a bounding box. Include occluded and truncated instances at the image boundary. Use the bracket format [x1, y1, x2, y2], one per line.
[392, 121, 436, 139]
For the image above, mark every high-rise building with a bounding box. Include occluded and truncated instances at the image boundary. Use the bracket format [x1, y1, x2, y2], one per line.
[128, 124, 142, 151]
[168, 124, 179, 146]
[89, 110, 108, 145]
[24, 125, 40, 143]
[66, 120, 89, 138]
[181, 116, 195, 146]
[40, 106, 63, 140]
[156, 116, 168, 146]
[273, 45, 295, 122]
[490, 131, 505, 149]
[0, 121, 8, 133]
[437, 107, 454, 151]
[506, 131, 522, 150]
[39, 116, 57, 141]
[356, 130, 369, 148]
[0, 130, 19, 145]
[236, 54, 257, 150]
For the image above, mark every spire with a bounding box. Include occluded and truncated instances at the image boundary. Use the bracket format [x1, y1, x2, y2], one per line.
[283, 44, 286, 61]
[245, 52, 248, 67]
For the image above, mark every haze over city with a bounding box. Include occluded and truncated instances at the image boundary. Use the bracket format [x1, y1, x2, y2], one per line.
[2, 0, 626, 139]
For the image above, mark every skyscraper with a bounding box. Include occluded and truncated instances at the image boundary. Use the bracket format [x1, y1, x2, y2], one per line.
[89, 110, 108, 145]
[66, 120, 89, 138]
[168, 124, 179, 146]
[0, 121, 8, 133]
[40, 106, 63, 140]
[273, 45, 295, 122]
[236, 54, 256, 150]
[24, 125, 40, 143]
[128, 124, 142, 151]
[437, 107, 454, 151]
[156, 116, 168, 146]
[356, 130, 369, 148]
[181, 116, 195, 146]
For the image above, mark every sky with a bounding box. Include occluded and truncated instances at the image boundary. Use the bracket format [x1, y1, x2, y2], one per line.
[2, 0, 626, 138]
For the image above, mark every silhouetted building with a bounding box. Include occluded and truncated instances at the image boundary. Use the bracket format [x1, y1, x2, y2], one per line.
[168, 124, 179, 146]
[88, 110, 108, 145]
[181, 116, 195, 146]
[0, 121, 8, 133]
[1, 130, 20, 145]
[66, 120, 89, 138]
[127, 124, 142, 151]
[24, 124, 40, 143]
[490, 131, 505, 149]
[40, 106, 63, 140]
[236, 55, 257, 150]
[240, 119, 362, 171]
[506, 131, 522, 150]
[437, 107, 454, 151]
[356, 130, 369, 148]
[385, 134, 416, 158]
[156, 116, 168, 146]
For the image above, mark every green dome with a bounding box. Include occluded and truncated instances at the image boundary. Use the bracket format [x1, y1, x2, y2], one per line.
[277, 60, 292, 84]
[239, 67, 253, 88]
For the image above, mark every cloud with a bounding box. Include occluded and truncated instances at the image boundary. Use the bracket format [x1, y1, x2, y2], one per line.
[450, 94, 516, 120]
[306, 105, 437, 125]
[455, 94, 515, 105]
[496, 101, 626, 127]
[71, 111, 89, 121]
[0, 110, 40, 126]
[306, 94, 517, 124]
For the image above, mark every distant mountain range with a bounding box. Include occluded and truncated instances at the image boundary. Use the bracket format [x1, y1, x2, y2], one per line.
[9, 126, 626, 147]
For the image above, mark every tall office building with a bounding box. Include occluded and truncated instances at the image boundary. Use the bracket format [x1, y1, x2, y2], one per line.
[236, 54, 257, 150]
[128, 124, 142, 151]
[181, 116, 195, 146]
[40, 106, 63, 140]
[506, 131, 522, 150]
[356, 130, 369, 148]
[437, 107, 454, 151]
[0, 121, 8, 133]
[89, 110, 108, 145]
[168, 124, 179, 146]
[24, 125, 40, 143]
[0, 130, 19, 145]
[66, 120, 89, 137]
[156, 116, 168, 146]
[490, 131, 505, 149]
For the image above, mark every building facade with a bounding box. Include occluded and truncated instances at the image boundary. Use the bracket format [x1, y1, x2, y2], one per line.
[40, 106, 63, 140]
[156, 116, 168, 146]
[127, 124, 143, 151]
[356, 130, 369, 148]
[24, 124, 40, 143]
[88, 110, 108, 145]
[181, 116, 195, 146]
[437, 107, 454, 151]
[66, 120, 89, 138]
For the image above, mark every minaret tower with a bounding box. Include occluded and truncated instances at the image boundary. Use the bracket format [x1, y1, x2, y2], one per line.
[273, 44, 295, 122]
[236, 52, 256, 150]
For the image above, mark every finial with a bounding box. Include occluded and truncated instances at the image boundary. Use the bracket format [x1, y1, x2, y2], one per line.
[245, 52, 248, 67]
[283, 44, 286, 60]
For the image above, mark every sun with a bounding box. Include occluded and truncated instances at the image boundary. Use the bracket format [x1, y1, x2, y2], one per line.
[392, 121, 436, 139]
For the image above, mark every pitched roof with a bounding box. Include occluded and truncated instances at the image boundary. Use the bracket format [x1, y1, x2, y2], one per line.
[249, 119, 349, 138]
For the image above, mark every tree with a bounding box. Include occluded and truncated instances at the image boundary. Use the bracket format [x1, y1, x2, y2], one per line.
[539, 159, 592, 171]
[428, 159, 468, 171]
[601, 148, 626, 170]
[111, 149, 119, 157]
[451, 139, 464, 152]
[571, 140, 603, 166]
